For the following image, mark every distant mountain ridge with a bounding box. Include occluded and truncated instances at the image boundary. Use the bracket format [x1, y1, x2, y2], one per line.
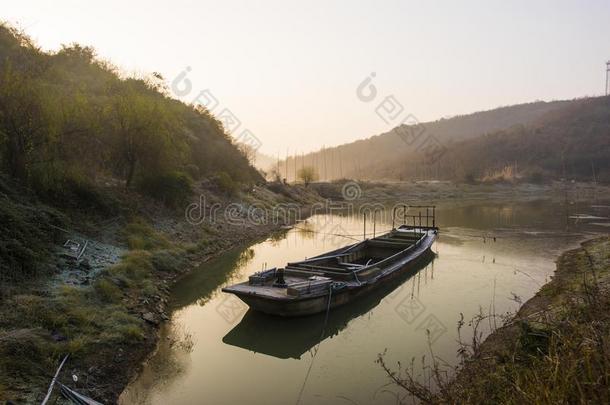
[278, 98, 608, 183]
[444, 96, 610, 183]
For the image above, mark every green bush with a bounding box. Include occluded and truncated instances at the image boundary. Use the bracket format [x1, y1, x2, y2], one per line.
[215, 171, 237, 195]
[94, 278, 122, 303]
[29, 167, 117, 214]
[0, 178, 66, 281]
[151, 249, 186, 273]
[107, 250, 153, 286]
[124, 220, 170, 251]
[137, 171, 193, 207]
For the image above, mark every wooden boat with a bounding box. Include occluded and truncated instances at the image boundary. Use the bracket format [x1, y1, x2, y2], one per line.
[222, 208, 438, 317]
[223, 250, 435, 358]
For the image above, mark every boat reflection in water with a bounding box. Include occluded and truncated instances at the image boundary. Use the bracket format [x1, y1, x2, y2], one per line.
[222, 250, 436, 359]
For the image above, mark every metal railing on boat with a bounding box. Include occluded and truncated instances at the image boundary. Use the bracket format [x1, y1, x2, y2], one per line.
[391, 205, 436, 232]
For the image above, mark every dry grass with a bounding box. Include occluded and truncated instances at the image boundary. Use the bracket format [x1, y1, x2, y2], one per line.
[378, 237, 610, 404]
[0, 218, 187, 402]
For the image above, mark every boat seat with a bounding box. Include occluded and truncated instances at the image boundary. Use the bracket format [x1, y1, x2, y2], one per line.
[337, 250, 365, 264]
[337, 262, 365, 269]
[288, 264, 350, 272]
[368, 240, 412, 248]
[374, 237, 413, 245]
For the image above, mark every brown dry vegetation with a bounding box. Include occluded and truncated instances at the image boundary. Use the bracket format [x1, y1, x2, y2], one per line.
[378, 237, 610, 404]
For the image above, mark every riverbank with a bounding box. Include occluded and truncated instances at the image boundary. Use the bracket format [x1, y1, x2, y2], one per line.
[1, 178, 607, 403]
[380, 236, 610, 404]
[312, 179, 609, 205]
[0, 177, 322, 403]
[448, 236, 610, 403]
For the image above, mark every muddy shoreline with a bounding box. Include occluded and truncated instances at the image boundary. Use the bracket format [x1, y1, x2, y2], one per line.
[112, 222, 287, 403]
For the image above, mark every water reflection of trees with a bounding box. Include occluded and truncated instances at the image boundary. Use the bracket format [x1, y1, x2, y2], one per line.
[193, 248, 255, 307]
[235, 248, 255, 268]
[295, 220, 316, 240]
[267, 228, 291, 246]
[168, 246, 256, 310]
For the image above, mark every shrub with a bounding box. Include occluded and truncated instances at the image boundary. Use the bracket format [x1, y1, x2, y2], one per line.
[124, 220, 170, 251]
[30, 167, 118, 214]
[214, 171, 237, 195]
[107, 250, 153, 285]
[94, 278, 122, 303]
[183, 163, 200, 179]
[102, 311, 145, 343]
[137, 171, 193, 207]
[0, 177, 66, 281]
[151, 249, 186, 273]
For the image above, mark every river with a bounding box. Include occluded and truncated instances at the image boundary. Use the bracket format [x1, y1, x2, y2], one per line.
[120, 198, 609, 405]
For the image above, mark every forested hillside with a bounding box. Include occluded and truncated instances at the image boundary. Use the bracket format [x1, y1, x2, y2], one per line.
[0, 24, 261, 206]
[0, 24, 310, 402]
[349, 96, 610, 183]
[276, 97, 610, 183]
[444, 96, 610, 183]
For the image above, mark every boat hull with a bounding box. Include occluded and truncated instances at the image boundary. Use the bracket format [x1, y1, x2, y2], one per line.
[228, 234, 436, 317]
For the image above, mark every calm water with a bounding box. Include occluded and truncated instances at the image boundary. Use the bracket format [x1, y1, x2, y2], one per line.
[121, 199, 609, 405]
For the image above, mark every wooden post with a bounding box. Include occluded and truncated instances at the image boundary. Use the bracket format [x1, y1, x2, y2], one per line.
[373, 210, 377, 237]
[392, 206, 396, 229]
[403, 205, 407, 225]
[432, 206, 436, 227]
[363, 212, 366, 240]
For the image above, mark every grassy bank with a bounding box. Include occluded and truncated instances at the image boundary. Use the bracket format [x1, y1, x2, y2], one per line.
[311, 179, 608, 205]
[379, 236, 610, 404]
[0, 177, 320, 403]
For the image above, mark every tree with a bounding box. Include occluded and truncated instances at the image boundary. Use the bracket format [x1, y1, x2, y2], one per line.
[297, 166, 318, 187]
[268, 166, 280, 182]
[236, 142, 256, 165]
[107, 83, 181, 188]
[0, 64, 57, 180]
[0, 23, 265, 196]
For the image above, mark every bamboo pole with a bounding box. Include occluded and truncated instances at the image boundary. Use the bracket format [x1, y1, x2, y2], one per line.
[41, 355, 69, 405]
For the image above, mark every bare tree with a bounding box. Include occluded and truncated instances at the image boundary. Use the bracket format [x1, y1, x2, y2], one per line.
[297, 166, 318, 187]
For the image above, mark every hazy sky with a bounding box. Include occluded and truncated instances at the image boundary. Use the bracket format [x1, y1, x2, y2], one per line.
[4, 1, 610, 154]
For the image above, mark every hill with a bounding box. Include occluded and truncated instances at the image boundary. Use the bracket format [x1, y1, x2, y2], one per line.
[0, 23, 322, 402]
[278, 98, 608, 183]
[442, 96, 610, 183]
[0, 23, 262, 207]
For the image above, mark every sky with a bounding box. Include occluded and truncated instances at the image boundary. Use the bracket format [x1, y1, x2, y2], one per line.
[4, 0, 610, 155]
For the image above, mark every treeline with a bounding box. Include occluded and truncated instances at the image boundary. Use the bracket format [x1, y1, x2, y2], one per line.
[0, 24, 261, 208]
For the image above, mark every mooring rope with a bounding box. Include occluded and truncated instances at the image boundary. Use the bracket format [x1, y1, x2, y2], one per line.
[295, 284, 334, 405]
